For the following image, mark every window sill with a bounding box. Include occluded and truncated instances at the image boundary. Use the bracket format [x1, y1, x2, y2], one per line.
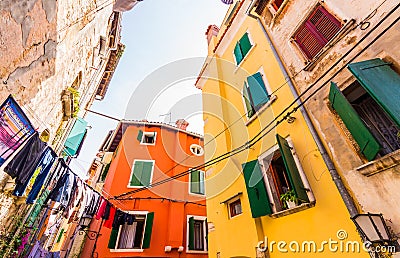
[245, 95, 277, 126]
[189, 192, 206, 197]
[110, 249, 144, 253]
[270, 202, 315, 218]
[139, 143, 156, 146]
[234, 44, 257, 73]
[299, 19, 356, 71]
[355, 149, 400, 177]
[186, 250, 208, 254]
[127, 185, 149, 189]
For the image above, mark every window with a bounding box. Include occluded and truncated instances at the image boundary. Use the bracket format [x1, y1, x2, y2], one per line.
[241, 134, 311, 217]
[108, 212, 154, 251]
[233, 32, 253, 65]
[190, 144, 204, 156]
[129, 160, 154, 187]
[293, 5, 341, 60]
[270, 0, 284, 11]
[228, 199, 242, 218]
[189, 170, 205, 195]
[329, 58, 400, 161]
[187, 216, 207, 252]
[137, 130, 157, 145]
[242, 72, 270, 118]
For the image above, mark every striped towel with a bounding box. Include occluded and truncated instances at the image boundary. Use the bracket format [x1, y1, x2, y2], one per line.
[221, 0, 234, 4]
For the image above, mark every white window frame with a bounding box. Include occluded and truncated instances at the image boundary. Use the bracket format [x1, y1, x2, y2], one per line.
[186, 215, 208, 254]
[110, 210, 150, 253]
[258, 137, 314, 214]
[228, 197, 243, 219]
[140, 131, 157, 146]
[190, 144, 204, 156]
[189, 170, 205, 196]
[127, 159, 155, 188]
[232, 30, 256, 68]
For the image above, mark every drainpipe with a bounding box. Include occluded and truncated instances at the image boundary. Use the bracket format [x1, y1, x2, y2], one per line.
[247, 9, 358, 217]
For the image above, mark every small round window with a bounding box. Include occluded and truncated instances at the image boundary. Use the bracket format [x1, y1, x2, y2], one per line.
[190, 144, 204, 156]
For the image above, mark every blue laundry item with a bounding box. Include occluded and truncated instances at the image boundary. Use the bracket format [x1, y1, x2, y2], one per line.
[26, 149, 57, 203]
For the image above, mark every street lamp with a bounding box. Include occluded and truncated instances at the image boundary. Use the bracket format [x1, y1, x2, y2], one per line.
[351, 213, 391, 244]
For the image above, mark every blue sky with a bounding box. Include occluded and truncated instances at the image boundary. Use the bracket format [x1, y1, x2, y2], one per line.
[70, 0, 229, 175]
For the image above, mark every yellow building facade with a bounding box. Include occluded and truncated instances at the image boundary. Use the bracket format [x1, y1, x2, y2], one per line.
[195, 1, 369, 257]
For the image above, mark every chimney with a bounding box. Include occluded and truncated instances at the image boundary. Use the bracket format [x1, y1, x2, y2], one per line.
[175, 119, 189, 131]
[206, 25, 220, 45]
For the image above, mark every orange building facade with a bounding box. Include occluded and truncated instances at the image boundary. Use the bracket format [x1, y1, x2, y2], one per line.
[82, 120, 207, 258]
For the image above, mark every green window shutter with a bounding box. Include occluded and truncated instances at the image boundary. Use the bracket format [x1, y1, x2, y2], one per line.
[348, 58, 400, 127]
[137, 129, 143, 142]
[130, 161, 144, 186]
[329, 82, 381, 160]
[56, 228, 64, 243]
[247, 72, 269, 109]
[242, 82, 254, 118]
[276, 134, 309, 203]
[101, 163, 110, 181]
[234, 43, 243, 64]
[141, 161, 153, 186]
[190, 170, 200, 194]
[142, 212, 154, 249]
[239, 32, 252, 57]
[242, 160, 272, 218]
[188, 217, 195, 250]
[108, 228, 119, 249]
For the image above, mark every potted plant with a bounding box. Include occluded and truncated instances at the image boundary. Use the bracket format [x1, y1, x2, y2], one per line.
[280, 189, 298, 209]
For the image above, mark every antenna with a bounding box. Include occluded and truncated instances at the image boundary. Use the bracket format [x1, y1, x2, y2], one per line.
[159, 112, 172, 124]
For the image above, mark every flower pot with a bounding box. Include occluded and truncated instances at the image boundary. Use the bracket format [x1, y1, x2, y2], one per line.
[286, 200, 297, 209]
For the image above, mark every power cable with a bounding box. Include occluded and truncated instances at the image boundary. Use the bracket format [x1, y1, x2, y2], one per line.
[113, 2, 400, 200]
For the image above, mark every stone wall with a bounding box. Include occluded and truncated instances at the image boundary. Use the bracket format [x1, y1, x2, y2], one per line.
[262, 0, 400, 234]
[0, 0, 118, 237]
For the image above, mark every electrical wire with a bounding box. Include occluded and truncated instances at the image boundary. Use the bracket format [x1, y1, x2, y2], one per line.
[113, 2, 400, 200]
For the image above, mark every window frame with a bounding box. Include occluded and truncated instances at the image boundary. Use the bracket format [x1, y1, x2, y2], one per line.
[110, 211, 151, 253]
[190, 144, 204, 156]
[257, 137, 313, 214]
[139, 131, 157, 146]
[128, 159, 155, 188]
[232, 31, 255, 66]
[186, 215, 208, 253]
[189, 170, 205, 196]
[228, 198, 243, 219]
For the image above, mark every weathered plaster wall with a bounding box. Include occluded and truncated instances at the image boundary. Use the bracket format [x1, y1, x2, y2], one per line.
[263, 0, 400, 234]
[0, 0, 116, 234]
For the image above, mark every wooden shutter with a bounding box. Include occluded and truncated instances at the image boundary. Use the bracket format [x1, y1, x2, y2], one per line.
[242, 160, 272, 218]
[242, 82, 255, 118]
[294, 6, 341, 59]
[137, 129, 143, 142]
[130, 161, 144, 186]
[190, 170, 200, 194]
[348, 58, 400, 127]
[234, 43, 243, 65]
[239, 33, 252, 57]
[276, 135, 309, 203]
[329, 82, 381, 161]
[247, 72, 269, 110]
[188, 217, 195, 250]
[141, 161, 153, 186]
[142, 212, 154, 249]
[108, 228, 119, 249]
